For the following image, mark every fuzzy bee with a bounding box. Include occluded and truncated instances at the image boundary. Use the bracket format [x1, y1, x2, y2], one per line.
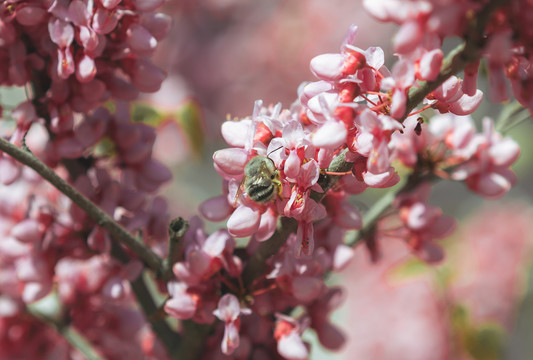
[241, 155, 282, 204]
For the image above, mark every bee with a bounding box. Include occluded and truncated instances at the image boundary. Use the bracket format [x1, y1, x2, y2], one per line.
[241, 155, 282, 204]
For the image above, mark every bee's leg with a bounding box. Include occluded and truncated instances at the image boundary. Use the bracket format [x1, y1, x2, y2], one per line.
[322, 170, 353, 176]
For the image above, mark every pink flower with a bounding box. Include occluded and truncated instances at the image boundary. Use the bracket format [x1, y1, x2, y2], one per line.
[381, 59, 416, 119]
[173, 226, 240, 285]
[310, 25, 366, 82]
[452, 118, 520, 199]
[213, 294, 251, 355]
[352, 109, 402, 175]
[274, 314, 309, 360]
[394, 183, 456, 263]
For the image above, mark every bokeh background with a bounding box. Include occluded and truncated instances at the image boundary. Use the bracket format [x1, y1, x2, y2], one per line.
[4, 0, 533, 359]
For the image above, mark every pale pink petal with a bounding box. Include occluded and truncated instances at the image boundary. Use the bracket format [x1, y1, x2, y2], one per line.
[203, 230, 232, 257]
[227, 204, 261, 237]
[131, 59, 165, 93]
[213, 294, 241, 322]
[68, 1, 90, 26]
[199, 196, 233, 222]
[472, 171, 515, 199]
[278, 330, 309, 360]
[48, 19, 74, 47]
[333, 245, 355, 271]
[433, 76, 461, 102]
[365, 46, 385, 69]
[254, 210, 278, 242]
[363, 168, 400, 188]
[221, 322, 240, 355]
[394, 21, 423, 54]
[312, 121, 347, 149]
[76, 54, 96, 82]
[419, 49, 443, 81]
[101, 0, 122, 9]
[11, 219, 41, 243]
[165, 295, 196, 320]
[57, 47, 75, 79]
[213, 148, 249, 176]
[340, 175, 367, 195]
[0, 156, 21, 185]
[284, 150, 301, 180]
[390, 89, 407, 119]
[300, 81, 334, 106]
[102, 277, 126, 299]
[449, 90, 483, 115]
[141, 13, 172, 40]
[22, 282, 51, 303]
[488, 137, 520, 167]
[429, 215, 456, 239]
[310, 53, 345, 81]
[406, 203, 440, 231]
[221, 119, 253, 147]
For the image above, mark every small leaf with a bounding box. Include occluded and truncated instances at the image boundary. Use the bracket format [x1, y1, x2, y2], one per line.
[175, 99, 205, 158]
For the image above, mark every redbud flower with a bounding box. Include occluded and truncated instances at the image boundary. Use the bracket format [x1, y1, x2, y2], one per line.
[213, 294, 251, 355]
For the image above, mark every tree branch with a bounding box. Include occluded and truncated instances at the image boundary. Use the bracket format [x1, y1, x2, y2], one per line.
[0, 137, 164, 274]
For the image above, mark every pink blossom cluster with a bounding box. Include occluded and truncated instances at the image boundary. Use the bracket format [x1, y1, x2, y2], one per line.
[189, 20, 521, 357]
[0, 1, 176, 357]
[0, 166, 169, 359]
[164, 219, 349, 358]
[0, 100, 173, 355]
[0, 0, 170, 111]
[363, 0, 533, 115]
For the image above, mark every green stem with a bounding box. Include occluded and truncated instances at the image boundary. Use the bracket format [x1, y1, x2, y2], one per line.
[0, 137, 164, 274]
[27, 306, 106, 360]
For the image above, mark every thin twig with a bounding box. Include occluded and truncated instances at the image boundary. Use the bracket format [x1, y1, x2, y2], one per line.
[161, 217, 189, 281]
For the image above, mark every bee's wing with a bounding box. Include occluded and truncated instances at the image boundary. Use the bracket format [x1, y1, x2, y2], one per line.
[233, 180, 245, 207]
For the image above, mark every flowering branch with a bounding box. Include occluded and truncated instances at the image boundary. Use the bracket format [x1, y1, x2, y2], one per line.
[346, 171, 436, 247]
[0, 137, 164, 274]
[402, 0, 505, 120]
